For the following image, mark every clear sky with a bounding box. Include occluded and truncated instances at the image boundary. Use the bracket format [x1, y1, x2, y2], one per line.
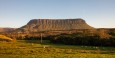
[0, 0, 115, 28]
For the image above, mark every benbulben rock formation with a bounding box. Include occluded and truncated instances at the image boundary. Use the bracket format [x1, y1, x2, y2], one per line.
[18, 18, 94, 33]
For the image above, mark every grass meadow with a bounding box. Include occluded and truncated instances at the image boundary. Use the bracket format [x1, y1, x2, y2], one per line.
[0, 40, 115, 58]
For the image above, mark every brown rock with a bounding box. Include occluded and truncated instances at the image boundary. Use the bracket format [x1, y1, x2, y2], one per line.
[19, 18, 94, 33]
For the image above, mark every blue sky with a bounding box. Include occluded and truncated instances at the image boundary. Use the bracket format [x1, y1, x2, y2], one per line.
[0, 0, 115, 28]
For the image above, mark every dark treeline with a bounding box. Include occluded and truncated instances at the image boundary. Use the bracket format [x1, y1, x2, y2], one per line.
[50, 34, 115, 47]
[15, 33, 115, 47]
[3, 29, 115, 47]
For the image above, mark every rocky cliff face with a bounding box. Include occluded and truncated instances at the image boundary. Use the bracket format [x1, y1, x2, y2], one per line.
[19, 18, 94, 33]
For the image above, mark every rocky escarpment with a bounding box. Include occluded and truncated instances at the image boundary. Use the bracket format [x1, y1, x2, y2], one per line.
[18, 18, 94, 33]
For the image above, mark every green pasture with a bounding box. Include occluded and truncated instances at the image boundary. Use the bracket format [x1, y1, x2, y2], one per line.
[0, 40, 115, 58]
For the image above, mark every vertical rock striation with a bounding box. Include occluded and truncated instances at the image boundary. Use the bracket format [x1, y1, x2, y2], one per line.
[20, 18, 94, 33]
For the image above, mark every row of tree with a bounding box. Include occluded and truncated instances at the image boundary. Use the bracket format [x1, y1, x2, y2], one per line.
[50, 34, 115, 47]
[15, 32, 115, 47]
[2, 29, 115, 46]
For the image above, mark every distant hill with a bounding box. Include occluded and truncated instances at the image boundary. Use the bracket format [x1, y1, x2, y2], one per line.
[16, 18, 94, 33]
[0, 28, 16, 33]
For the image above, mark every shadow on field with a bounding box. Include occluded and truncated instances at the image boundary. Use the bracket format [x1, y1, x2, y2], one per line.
[19, 40, 115, 54]
[21, 40, 51, 45]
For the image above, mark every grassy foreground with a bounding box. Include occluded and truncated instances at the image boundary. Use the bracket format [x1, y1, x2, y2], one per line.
[0, 40, 115, 58]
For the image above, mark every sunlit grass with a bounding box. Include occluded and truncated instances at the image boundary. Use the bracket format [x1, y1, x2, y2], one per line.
[0, 35, 13, 41]
[0, 40, 115, 58]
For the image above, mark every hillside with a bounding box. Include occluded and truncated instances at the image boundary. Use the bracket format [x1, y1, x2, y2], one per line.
[0, 28, 16, 33]
[0, 35, 13, 41]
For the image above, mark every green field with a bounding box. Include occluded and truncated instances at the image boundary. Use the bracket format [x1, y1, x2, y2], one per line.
[0, 40, 115, 58]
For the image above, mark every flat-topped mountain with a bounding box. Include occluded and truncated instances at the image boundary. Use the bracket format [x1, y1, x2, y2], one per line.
[18, 18, 94, 33]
